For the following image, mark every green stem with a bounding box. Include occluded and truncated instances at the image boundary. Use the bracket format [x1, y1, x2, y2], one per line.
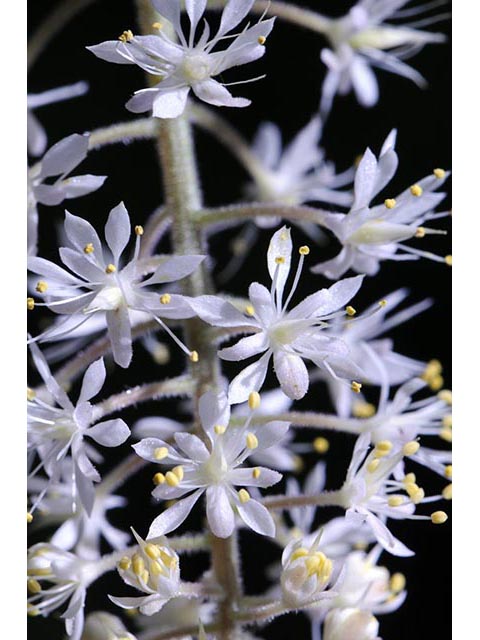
[195, 203, 330, 230]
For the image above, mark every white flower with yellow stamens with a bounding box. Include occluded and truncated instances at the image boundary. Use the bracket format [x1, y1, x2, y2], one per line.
[311, 131, 450, 279]
[133, 391, 286, 539]
[188, 226, 365, 404]
[28, 202, 204, 367]
[110, 529, 180, 615]
[320, 0, 447, 116]
[87, 0, 275, 119]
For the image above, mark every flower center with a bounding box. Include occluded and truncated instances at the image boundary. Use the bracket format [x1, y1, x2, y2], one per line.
[87, 285, 124, 312]
[181, 53, 212, 82]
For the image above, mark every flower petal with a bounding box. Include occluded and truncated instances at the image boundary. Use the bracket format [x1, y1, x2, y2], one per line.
[174, 432, 210, 462]
[228, 351, 271, 404]
[147, 489, 204, 537]
[206, 485, 235, 538]
[78, 358, 106, 403]
[237, 497, 275, 537]
[219, 332, 268, 361]
[267, 226, 292, 305]
[273, 350, 309, 400]
[39, 133, 89, 179]
[229, 467, 282, 488]
[192, 79, 250, 108]
[86, 419, 130, 447]
[105, 202, 131, 263]
[106, 307, 132, 368]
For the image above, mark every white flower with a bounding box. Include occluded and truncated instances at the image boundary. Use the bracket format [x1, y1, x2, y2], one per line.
[87, 0, 275, 119]
[82, 611, 136, 640]
[189, 226, 365, 403]
[133, 390, 287, 538]
[323, 607, 380, 640]
[281, 533, 335, 607]
[27, 544, 100, 640]
[28, 133, 106, 256]
[28, 202, 204, 367]
[320, 0, 446, 116]
[311, 130, 450, 279]
[286, 462, 327, 535]
[135, 596, 215, 639]
[340, 433, 445, 556]
[28, 343, 130, 515]
[250, 116, 354, 214]
[110, 529, 180, 616]
[28, 82, 88, 157]
[319, 288, 431, 417]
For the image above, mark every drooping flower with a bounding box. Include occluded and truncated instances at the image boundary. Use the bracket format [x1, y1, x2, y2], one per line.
[110, 529, 180, 615]
[318, 288, 431, 417]
[133, 390, 287, 539]
[28, 133, 106, 256]
[311, 130, 450, 279]
[27, 82, 88, 157]
[320, 0, 447, 116]
[27, 343, 130, 515]
[189, 226, 365, 403]
[339, 433, 448, 556]
[87, 0, 275, 119]
[323, 607, 381, 640]
[27, 202, 204, 367]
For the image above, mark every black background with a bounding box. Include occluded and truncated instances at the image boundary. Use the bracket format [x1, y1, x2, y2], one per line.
[28, 1, 452, 638]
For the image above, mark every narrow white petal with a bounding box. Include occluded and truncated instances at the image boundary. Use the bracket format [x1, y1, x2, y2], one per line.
[237, 498, 276, 536]
[147, 489, 204, 537]
[206, 486, 235, 538]
[273, 350, 309, 400]
[86, 419, 130, 447]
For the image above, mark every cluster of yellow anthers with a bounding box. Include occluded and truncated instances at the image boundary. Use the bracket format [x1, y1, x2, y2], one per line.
[118, 541, 177, 588]
[288, 545, 333, 589]
[421, 359, 445, 392]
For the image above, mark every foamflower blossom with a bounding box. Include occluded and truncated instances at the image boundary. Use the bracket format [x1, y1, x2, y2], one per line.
[323, 607, 381, 640]
[28, 343, 130, 515]
[320, 288, 430, 417]
[110, 529, 180, 615]
[189, 226, 365, 403]
[28, 81, 88, 157]
[81, 611, 136, 640]
[28, 133, 106, 256]
[27, 202, 204, 367]
[311, 130, 450, 279]
[27, 543, 101, 640]
[88, 0, 275, 119]
[320, 0, 446, 116]
[133, 390, 287, 539]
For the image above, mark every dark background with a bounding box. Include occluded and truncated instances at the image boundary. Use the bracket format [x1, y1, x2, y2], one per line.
[28, 1, 452, 638]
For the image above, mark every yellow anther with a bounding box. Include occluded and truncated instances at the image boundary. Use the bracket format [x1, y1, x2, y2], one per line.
[141, 569, 150, 584]
[152, 21, 163, 29]
[245, 304, 255, 316]
[132, 554, 145, 576]
[105, 263, 117, 274]
[388, 495, 404, 507]
[440, 427, 452, 442]
[135, 225, 144, 236]
[118, 29, 134, 42]
[442, 415, 452, 428]
[305, 555, 322, 576]
[375, 440, 393, 455]
[403, 473, 416, 485]
[246, 432, 259, 450]
[434, 168, 446, 179]
[438, 389, 452, 405]
[445, 255, 453, 266]
[27, 512, 33, 523]
[36, 281, 48, 293]
[27, 566, 51, 576]
[293, 455, 304, 472]
[27, 605, 40, 617]
[159, 549, 176, 568]
[429, 374, 444, 391]
[160, 293, 171, 305]
[390, 573, 406, 593]
[410, 487, 425, 504]
[125, 608, 139, 617]
[290, 547, 309, 562]
[190, 350, 199, 363]
[384, 198, 396, 209]
[410, 184, 423, 197]
[248, 391, 261, 410]
[27, 388, 36, 401]
[258, 35, 266, 44]
[445, 465, 452, 479]
[346, 305, 356, 317]
[154, 447, 169, 461]
[238, 488, 250, 503]
[351, 381, 362, 393]
[165, 499, 177, 509]
[424, 359, 442, 376]
[214, 424, 226, 435]
[280, 231, 289, 241]
[290, 526, 303, 539]
[415, 227, 426, 238]
[442, 484, 452, 500]
[149, 560, 165, 576]
[153, 472, 165, 485]
[172, 465, 184, 481]
[165, 471, 180, 487]
[353, 541, 368, 551]
[84, 243, 94, 254]
[431, 511, 448, 524]
[275, 256, 285, 264]
[378, 299, 387, 308]
[403, 441, 420, 456]
[27, 297, 35, 310]
[252, 467, 261, 479]
[27, 579, 42, 594]
[118, 556, 132, 571]
[352, 401, 376, 418]
[145, 544, 161, 560]
[313, 437, 330, 454]
[367, 459, 380, 473]
[299, 245, 310, 255]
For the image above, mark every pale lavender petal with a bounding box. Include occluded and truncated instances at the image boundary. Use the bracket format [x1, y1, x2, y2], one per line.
[217, 0, 255, 38]
[152, 86, 190, 119]
[64, 211, 104, 258]
[106, 307, 132, 368]
[267, 226, 292, 305]
[125, 88, 160, 114]
[39, 134, 89, 179]
[199, 390, 230, 435]
[252, 122, 283, 169]
[147, 489, 204, 537]
[28, 255, 83, 286]
[105, 202, 131, 263]
[142, 255, 205, 286]
[228, 351, 271, 404]
[187, 295, 253, 327]
[174, 432, 210, 462]
[237, 497, 275, 536]
[289, 275, 364, 319]
[248, 282, 275, 325]
[273, 350, 309, 400]
[219, 332, 268, 361]
[86, 419, 130, 447]
[192, 79, 250, 108]
[60, 175, 107, 199]
[132, 437, 186, 464]
[353, 148, 378, 210]
[206, 485, 235, 538]
[87, 41, 135, 64]
[229, 467, 282, 488]
[255, 420, 290, 450]
[350, 56, 379, 107]
[78, 358, 106, 403]
[109, 595, 153, 610]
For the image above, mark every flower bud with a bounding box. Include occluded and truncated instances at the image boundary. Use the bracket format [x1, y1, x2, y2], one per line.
[323, 607, 380, 640]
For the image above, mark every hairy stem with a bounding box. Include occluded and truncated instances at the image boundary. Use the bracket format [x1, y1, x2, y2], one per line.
[195, 203, 330, 230]
[250, 411, 368, 434]
[263, 488, 346, 510]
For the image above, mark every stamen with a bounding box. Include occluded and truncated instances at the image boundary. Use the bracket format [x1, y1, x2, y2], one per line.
[84, 243, 94, 254]
[145, 543, 161, 560]
[27, 512, 33, 523]
[190, 350, 199, 362]
[152, 22, 163, 30]
[374, 440, 392, 457]
[246, 432, 258, 449]
[154, 447, 169, 460]
[345, 305, 356, 317]
[275, 256, 285, 264]
[118, 557, 131, 570]
[438, 389, 452, 405]
[153, 472, 165, 485]
[367, 459, 380, 473]
[27, 298, 35, 310]
[118, 29, 134, 42]
[442, 415, 452, 428]
[390, 573, 406, 593]
[445, 255, 452, 266]
[160, 294, 171, 304]
[388, 495, 404, 507]
[352, 401, 376, 418]
[384, 198, 396, 209]
[442, 484, 452, 500]
[403, 473, 416, 484]
[431, 511, 448, 524]
[105, 264, 117, 274]
[351, 381, 362, 393]
[410, 184, 423, 197]
[165, 471, 180, 487]
[135, 225, 144, 236]
[252, 468, 261, 479]
[258, 36, 266, 44]
[214, 424, 226, 435]
[299, 245, 310, 255]
[290, 547, 309, 562]
[238, 488, 250, 503]
[27, 388, 36, 401]
[403, 441, 420, 456]
[35, 281, 48, 293]
[172, 465, 184, 480]
[150, 560, 164, 576]
[132, 554, 145, 576]
[434, 168, 446, 179]
[445, 465, 452, 479]
[245, 304, 255, 316]
[313, 437, 329, 453]
[415, 227, 426, 238]
[248, 391, 261, 410]
[27, 579, 42, 594]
